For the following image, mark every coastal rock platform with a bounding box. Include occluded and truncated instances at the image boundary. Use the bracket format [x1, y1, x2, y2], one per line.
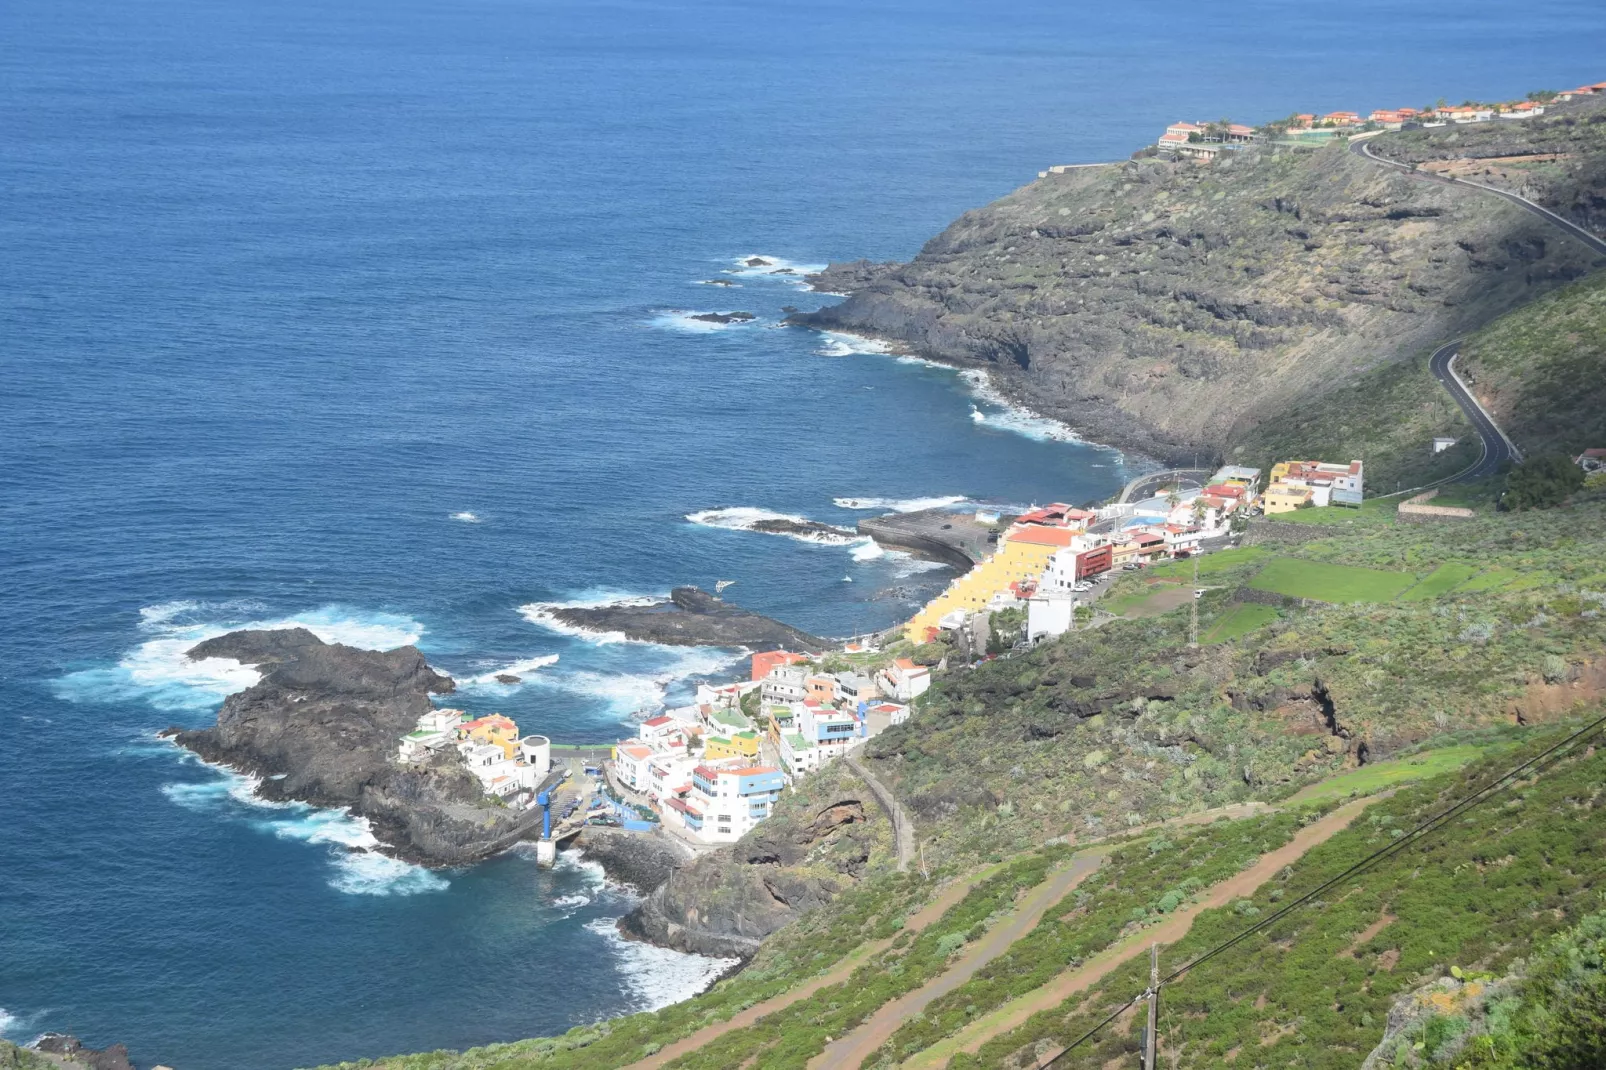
[545, 586, 829, 652]
[167, 628, 544, 866]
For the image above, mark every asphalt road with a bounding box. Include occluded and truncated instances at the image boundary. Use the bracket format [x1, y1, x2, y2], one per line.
[1345, 130, 1606, 485]
[1429, 340, 1514, 481]
[1350, 135, 1606, 257]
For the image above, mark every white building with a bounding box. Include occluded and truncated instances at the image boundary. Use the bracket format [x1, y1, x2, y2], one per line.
[695, 682, 743, 711]
[663, 762, 785, 843]
[833, 672, 880, 705]
[877, 658, 931, 702]
[761, 665, 809, 705]
[1027, 590, 1078, 643]
[613, 740, 655, 793]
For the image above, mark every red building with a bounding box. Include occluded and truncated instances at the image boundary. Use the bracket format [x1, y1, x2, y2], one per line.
[1075, 545, 1113, 580]
[750, 650, 807, 681]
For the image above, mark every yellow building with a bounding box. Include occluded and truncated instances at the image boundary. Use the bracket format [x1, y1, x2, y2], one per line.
[904, 525, 1075, 643]
[463, 714, 520, 759]
[704, 730, 761, 761]
[1262, 482, 1314, 514]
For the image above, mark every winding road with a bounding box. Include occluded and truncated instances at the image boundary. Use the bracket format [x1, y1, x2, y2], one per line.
[1346, 131, 1606, 484]
[1350, 133, 1606, 257]
[1428, 340, 1520, 480]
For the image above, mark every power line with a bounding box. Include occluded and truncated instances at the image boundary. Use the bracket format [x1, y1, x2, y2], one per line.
[1032, 712, 1606, 1068]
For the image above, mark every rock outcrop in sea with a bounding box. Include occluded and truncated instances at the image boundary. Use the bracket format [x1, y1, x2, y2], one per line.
[545, 586, 830, 652]
[167, 628, 542, 866]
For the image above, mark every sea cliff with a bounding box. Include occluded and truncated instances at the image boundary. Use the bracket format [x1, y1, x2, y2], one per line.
[792, 99, 1606, 459]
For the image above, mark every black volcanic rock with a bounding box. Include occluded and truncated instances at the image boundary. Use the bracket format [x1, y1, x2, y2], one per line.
[30, 1034, 134, 1070]
[688, 311, 756, 323]
[169, 628, 543, 865]
[545, 586, 828, 652]
[748, 517, 857, 541]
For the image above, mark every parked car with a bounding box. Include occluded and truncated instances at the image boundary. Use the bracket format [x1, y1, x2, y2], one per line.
[1194, 589, 1206, 598]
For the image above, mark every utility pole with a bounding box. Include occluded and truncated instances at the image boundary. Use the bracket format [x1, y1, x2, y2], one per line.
[1188, 555, 1199, 648]
[1143, 944, 1160, 1070]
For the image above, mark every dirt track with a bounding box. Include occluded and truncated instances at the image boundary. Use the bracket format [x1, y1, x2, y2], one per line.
[904, 795, 1377, 1068]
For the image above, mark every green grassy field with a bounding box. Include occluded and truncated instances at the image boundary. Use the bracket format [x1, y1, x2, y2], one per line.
[1282, 745, 1496, 805]
[1201, 604, 1278, 643]
[1456, 567, 1518, 592]
[1398, 563, 1479, 602]
[1261, 497, 1397, 526]
[1248, 557, 1416, 603]
[1144, 546, 1268, 579]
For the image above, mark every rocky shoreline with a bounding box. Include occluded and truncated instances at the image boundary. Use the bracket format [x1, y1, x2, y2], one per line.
[166, 628, 544, 867]
[541, 586, 830, 652]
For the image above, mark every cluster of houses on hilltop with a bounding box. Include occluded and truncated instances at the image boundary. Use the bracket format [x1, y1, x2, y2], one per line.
[606, 663, 911, 845]
[1153, 79, 1605, 160]
[396, 708, 553, 807]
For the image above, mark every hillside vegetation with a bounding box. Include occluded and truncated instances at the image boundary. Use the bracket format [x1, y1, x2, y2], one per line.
[316, 484, 1606, 1070]
[1459, 269, 1606, 458]
[796, 102, 1605, 460]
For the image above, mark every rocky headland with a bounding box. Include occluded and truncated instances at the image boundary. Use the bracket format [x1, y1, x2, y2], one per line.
[542, 586, 829, 652]
[619, 766, 884, 957]
[789, 98, 1606, 459]
[167, 628, 543, 866]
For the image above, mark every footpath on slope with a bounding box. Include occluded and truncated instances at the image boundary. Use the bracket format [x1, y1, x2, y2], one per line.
[846, 749, 915, 872]
[902, 794, 1378, 1069]
[806, 802, 1271, 1070]
[809, 851, 1108, 1070]
[628, 801, 1271, 1070]
[621, 872, 981, 1070]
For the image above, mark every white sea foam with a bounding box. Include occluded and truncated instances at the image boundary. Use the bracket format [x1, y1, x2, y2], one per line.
[584, 917, 738, 1012]
[832, 495, 968, 512]
[0, 1007, 45, 1041]
[55, 604, 427, 713]
[162, 758, 448, 896]
[815, 331, 896, 358]
[959, 369, 1084, 443]
[723, 254, 827, 290]
[518, 591, 666, 645]
[649, 310, 760, 333]
[686, 507, 861, 547]
[450, 511, 482, 523]
[850, 540, 885, 561]
[895, 354, 952, 369]
[887, 552, 951, 578]
[462, 653, 561, 687]
[527, 647, 742, 722]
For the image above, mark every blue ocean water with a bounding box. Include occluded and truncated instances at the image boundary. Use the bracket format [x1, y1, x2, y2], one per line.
[3, 0, 1603, 1066]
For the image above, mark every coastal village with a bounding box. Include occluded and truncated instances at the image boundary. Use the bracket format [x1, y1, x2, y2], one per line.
[388, 78, 1606, 855]
[394, 456, 1393, 849]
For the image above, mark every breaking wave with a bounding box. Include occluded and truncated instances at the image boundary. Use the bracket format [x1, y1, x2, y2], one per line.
[722, 253, 826, 290]
[53, 603, 426, 713]
[648, 310, 761, 333]
[816, 330, 896, 357]
[832, 495, 968, 512]
[686, 507, 861, 547]
[959, 369, 1084, 443]
[518, 591, 666, 645]
[584, 917, 738, 1012]
[461, 653, 562, 687]
[450, 511, 482, 523]
[161, 757, 448, 897]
